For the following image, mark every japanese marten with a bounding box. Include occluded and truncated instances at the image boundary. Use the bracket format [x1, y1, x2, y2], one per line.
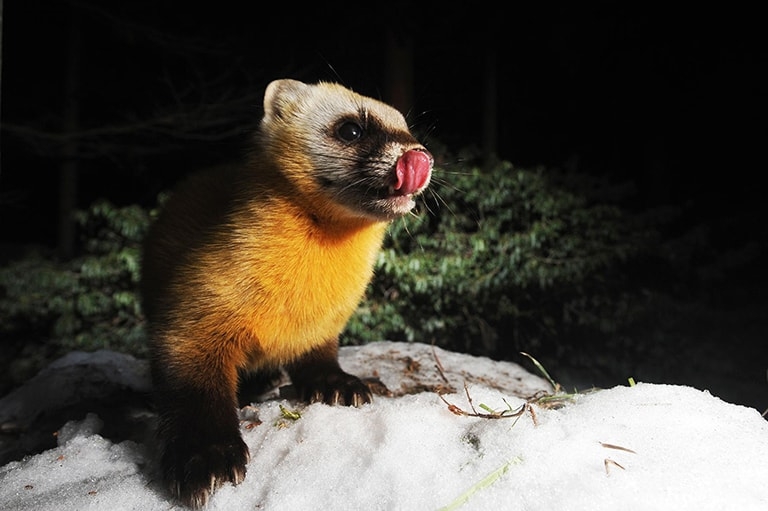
[140, 79, 433, 508]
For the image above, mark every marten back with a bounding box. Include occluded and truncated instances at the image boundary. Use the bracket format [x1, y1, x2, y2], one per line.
[140, 165, 239, 322]
[140, 79, 433, 508]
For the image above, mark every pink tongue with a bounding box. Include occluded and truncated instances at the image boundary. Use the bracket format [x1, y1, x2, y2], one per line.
[394, 149, 432, 195]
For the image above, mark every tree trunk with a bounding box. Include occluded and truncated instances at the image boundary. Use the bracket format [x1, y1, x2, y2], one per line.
[384, 29, 414, 118]
[1, 0, 5, 175]
[58, 7, 82, 260]
[482, 48, 498, 168]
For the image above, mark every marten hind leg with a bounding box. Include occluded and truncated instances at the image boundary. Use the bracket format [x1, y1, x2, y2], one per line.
[286, 338, 372, 406]
[152, 337, 250, 509]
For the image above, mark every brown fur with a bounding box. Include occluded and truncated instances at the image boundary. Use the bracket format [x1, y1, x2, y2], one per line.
[140, 79, 432, 508]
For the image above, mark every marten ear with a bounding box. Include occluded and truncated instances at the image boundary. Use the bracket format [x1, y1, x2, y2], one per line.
[263, 79, 308, 121]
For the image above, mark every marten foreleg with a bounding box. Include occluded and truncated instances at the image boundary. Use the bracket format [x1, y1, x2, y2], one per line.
[286, 339, 372, 406]
[152, 339, 250, 509]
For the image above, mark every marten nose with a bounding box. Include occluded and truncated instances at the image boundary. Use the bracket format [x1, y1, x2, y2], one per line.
[394, 148, 433, 195]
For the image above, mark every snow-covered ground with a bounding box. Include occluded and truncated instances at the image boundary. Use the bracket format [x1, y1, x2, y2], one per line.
[1, 341, 767, 510]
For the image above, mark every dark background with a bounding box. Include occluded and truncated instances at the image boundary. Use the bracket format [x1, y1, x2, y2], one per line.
[1, 3, 766, 409]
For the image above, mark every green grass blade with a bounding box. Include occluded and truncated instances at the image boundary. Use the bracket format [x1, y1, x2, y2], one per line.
[520, 351, 558, 391]
[438, 457, 521, 511]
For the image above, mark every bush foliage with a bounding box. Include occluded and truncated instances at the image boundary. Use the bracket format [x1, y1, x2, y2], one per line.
[1, 157, 657, 390]
[345, 159, 653, 360]
[0, 201, 151, 389]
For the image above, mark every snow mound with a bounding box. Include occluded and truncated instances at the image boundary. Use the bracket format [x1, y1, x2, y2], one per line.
[1, 341, 766, 510]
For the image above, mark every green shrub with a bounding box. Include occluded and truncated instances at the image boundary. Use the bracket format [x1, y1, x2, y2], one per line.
[2, 157, 659, 391]
[0, 200, 152, 390]
[344, 159, 655, 362]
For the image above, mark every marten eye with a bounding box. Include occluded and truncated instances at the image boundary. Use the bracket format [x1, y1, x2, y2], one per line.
[337, 121, 363, 142]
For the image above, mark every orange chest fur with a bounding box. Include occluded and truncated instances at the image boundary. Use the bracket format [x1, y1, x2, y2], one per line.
[200, 205, 388, 362]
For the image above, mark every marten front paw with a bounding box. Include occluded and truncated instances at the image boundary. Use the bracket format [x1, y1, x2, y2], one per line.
[162, 434, 250, 509]
[297, 371, 373, 407]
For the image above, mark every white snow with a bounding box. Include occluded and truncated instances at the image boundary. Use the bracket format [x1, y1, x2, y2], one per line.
[1, 341, 767, 511]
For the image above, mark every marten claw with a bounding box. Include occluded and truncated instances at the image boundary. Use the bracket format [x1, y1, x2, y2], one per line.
[300, 374, 372, 407]
[163, 436, 250, 509]
[355, 391, 372, 407]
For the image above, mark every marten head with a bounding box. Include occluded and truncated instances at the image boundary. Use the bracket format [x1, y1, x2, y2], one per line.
[258, 79, 432, 222]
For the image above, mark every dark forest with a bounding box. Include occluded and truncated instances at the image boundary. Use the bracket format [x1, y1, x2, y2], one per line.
[1, 2, 766, 412]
